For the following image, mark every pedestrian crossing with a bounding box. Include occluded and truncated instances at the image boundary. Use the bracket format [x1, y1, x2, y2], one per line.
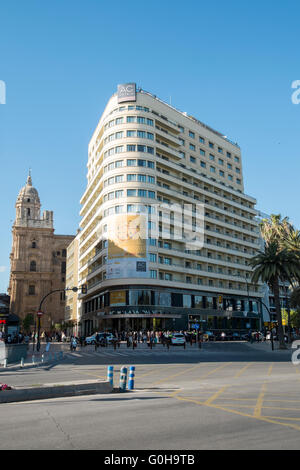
[63, 347, 195, 360]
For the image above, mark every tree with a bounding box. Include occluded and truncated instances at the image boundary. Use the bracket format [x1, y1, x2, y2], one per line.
[22, 313, 34, 333]
[290, 287, 300, 309]
[249, 242, 300, 349]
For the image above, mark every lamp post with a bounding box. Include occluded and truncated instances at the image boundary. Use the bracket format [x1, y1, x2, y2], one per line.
[284, 284, 291, 344]
[35, 286, 80, 352]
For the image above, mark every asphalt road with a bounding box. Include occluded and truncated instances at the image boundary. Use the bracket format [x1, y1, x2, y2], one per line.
[0, 342, 299, 450]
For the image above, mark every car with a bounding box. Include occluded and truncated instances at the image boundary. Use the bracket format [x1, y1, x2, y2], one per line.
[232, 332, 241, 341]
[84, 334, 97, 345]
[170, 333, 186, 346]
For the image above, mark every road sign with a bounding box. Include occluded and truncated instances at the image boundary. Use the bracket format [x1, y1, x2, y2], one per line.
[192, 323, 200, 329]
[37, 311, 43, 317]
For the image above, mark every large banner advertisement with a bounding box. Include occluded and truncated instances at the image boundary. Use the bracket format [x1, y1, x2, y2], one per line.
[106, 213, 148, 279]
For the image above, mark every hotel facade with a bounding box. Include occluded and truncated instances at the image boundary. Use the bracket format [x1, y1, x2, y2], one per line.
[67, 84, 263, 335]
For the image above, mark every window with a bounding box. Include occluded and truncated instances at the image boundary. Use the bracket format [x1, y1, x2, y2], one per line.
[30, 261, 36, 272]
[115, 190, 124, 198]
[189, 131, 195, 138]
[227, 163, 232, 169]
[219, 170, 225, 177]
[148, 176, 155, 184]
[235, 167, 240, 173]
[62, 249, 66, 257]
[138, 189, 147, 197]
[61, 261, 66, 274]
[200, 149, 205, 156]
[209, 142, 214, 148]
[165, 273, 173, 281]
[179, 138, 185, 146]
[115, 175, 123, 183]
[115, 146, 124, 154]
[31, 241, 36, 248]
[115, 160, 123, 168]
[199, 137, 205, 143]
[137, 117, 145, 124]
[228, 175, 233, 181]
[127, 174, 136, 181]
[150, 270, 157, 278]
[227, 152, 231, 158]
[189, 143, 195, 151]
[116, 117, 123, 125]
[127, 144, 136, 152]
[138, 159, 146, 167]
[147, 147, 154, 154]
[200, 161, 206, 168]
[218, 147, 223, 154]
[29, 285, 35, 295]
[147, 161, 155, 168]
[234, 156, 240, 163]
[190, 156, 196, 163]
[209, 154, 215, 161]
[149, 253, 157, 262]
[236, 178, 241, 185]
[127, 130, 136, 137]
[178, 125, 184, 133]
[148, 191, 155, 199]
[147, 118, 154, 126]
[127, 159, 136, 166]
[210, 166, 216, 173]
[218, 158, 224, 165]
[127, 189, 137, 197]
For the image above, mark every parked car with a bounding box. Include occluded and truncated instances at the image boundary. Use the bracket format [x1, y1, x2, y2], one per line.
[171, 333, 186, 346]
[232, 332, 242, 341]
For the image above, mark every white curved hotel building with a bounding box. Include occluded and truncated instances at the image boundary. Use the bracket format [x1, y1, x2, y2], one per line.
[66, 83, 263, 335]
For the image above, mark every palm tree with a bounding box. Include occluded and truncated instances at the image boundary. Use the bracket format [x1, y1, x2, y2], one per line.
[290, 286, 300, 309]
[249, 242, 300, 349]
[260, 214, 293, 247]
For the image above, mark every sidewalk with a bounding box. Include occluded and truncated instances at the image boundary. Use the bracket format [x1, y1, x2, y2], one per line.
[245, 340, 292, 353]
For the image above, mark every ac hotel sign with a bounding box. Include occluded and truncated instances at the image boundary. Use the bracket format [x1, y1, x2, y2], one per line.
[117, 83, 136, 103]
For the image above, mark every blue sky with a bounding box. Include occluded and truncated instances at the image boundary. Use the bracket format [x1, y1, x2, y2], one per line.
[1, 0, 300, 292]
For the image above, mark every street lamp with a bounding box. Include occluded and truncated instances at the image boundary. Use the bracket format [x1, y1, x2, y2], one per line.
[34, 286, 80, 352]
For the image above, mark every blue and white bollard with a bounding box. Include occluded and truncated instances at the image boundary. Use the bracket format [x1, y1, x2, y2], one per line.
[107, 366, 114, 386]
[3, 358, 7, 368]
[41, 354, 44, 363]
[20, 357, 24, 368]
[119, 366, 127, 392]
[32, 355, 35, 365]
[128, 366, 135, 390]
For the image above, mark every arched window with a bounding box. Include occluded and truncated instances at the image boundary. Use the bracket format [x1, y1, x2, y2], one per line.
[31, 241, 36, 248]
[30, 261, 36, 272]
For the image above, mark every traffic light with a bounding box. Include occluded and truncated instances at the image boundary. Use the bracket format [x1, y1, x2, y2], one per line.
[81, 284, 87, 294]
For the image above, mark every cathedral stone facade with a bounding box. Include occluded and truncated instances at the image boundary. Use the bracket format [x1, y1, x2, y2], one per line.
[8, 173, 74, 331]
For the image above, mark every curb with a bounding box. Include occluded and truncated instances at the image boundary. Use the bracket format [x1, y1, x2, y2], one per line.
[0, 379, 113, 403]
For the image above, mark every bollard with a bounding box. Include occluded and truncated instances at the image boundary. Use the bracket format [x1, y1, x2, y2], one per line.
[128, 366, 135, 390]
[3, 358, 7, 368]
[41, 354, 44, 363]
[107, 366, 114, 386]
[20, 357, 24, 368]
[32, 355, 35, 365]
[119, 366, 127, 392]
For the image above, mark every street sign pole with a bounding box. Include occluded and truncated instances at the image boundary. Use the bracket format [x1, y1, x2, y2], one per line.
[36, 311, 43, 352]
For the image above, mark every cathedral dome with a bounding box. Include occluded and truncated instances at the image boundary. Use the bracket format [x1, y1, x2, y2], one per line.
[17, 173, 40, 205]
